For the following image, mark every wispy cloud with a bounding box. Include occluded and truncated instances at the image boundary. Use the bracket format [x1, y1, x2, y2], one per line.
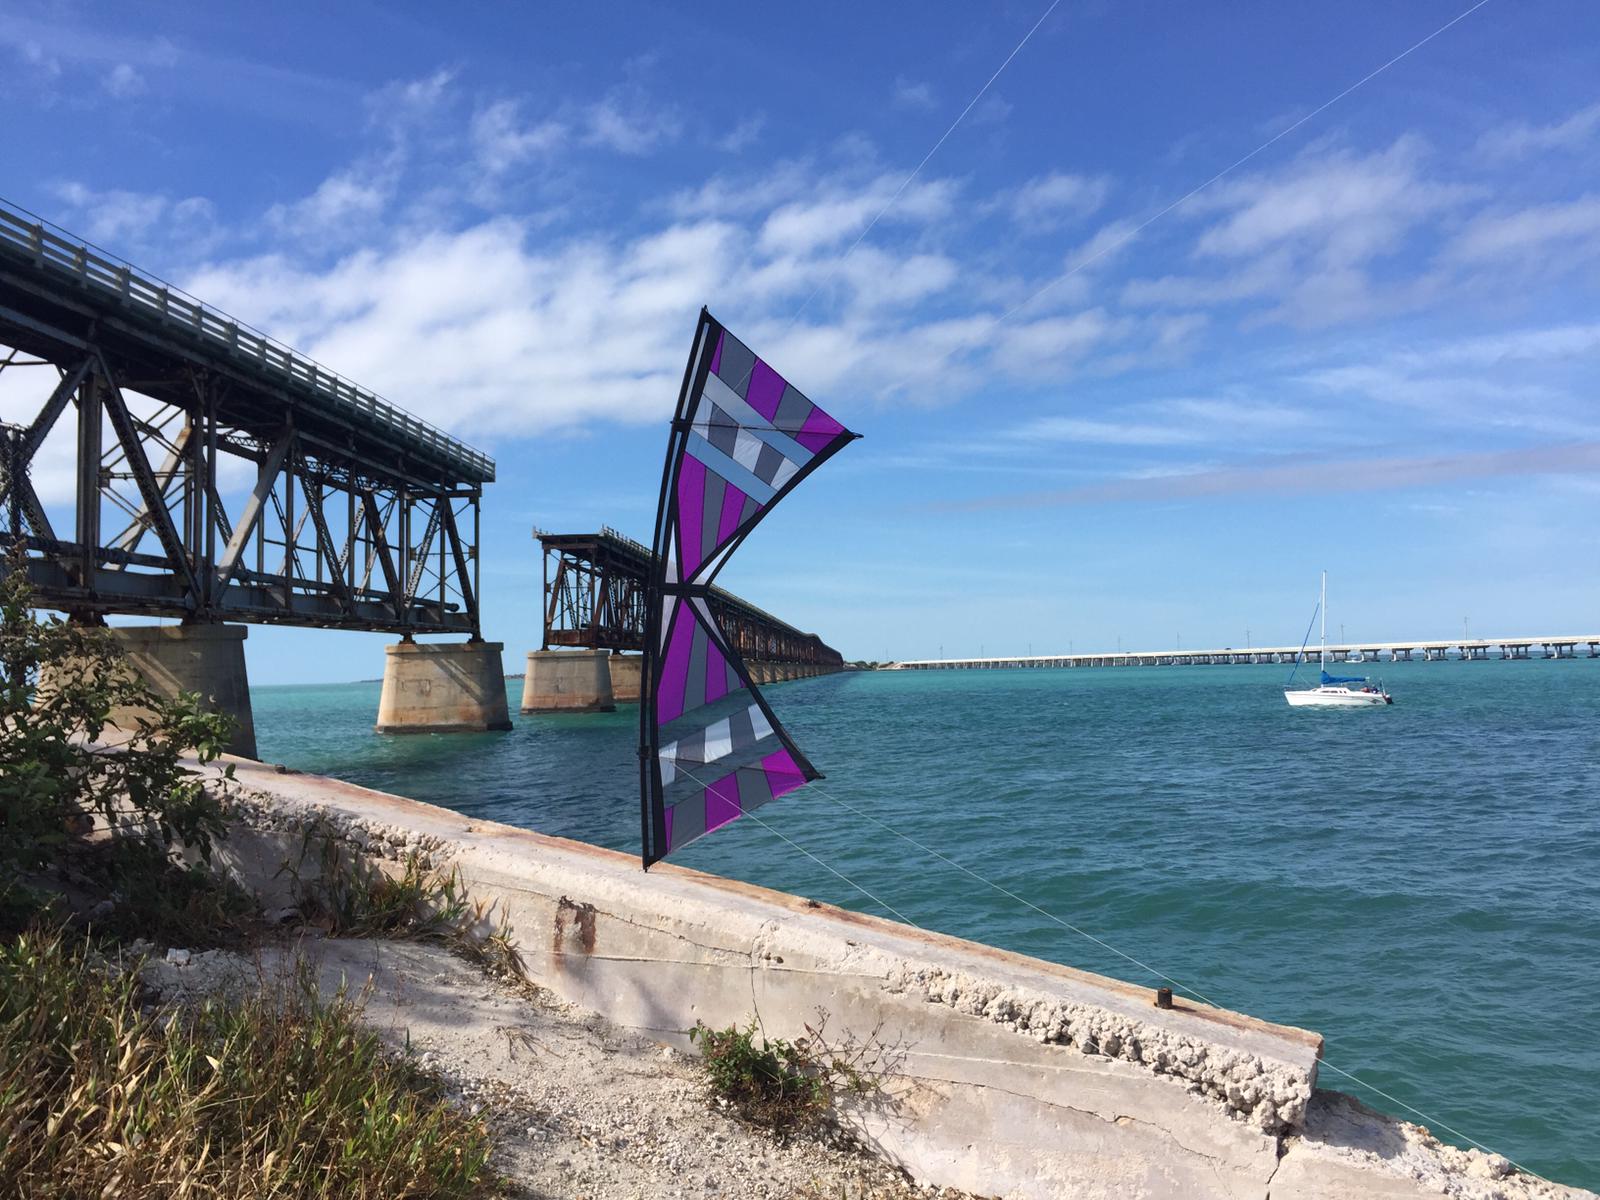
[1476, 101, 1600, 161]
[1008, 172, 1110, 230]
[937, 443, 1600, 510]
[892, 76, 936, 111]
[1447, 195, 1600, 266]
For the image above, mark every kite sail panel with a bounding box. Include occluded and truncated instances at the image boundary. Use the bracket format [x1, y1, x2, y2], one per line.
[640, 309, 858, 869]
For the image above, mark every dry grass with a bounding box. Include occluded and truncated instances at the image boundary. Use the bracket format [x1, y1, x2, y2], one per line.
[0, 926, 499, 1199]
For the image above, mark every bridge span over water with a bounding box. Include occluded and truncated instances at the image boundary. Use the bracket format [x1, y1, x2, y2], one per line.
[521, 526, 844, 714]
[891, 636, 1600, 671]
[0, 197, 508, 752]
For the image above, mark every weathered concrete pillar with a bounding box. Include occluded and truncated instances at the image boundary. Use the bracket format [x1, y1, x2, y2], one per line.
[607, 653, 642, 704]
[108, 624, 258, 759]
[375, 641, 512, 734]
[522, 649, 615, 713]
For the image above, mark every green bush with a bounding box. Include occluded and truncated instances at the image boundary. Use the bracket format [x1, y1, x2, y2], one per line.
[690, 1018, 872, 1135]
[0, 555, 235, 899]
[0, 926, 495, 1199]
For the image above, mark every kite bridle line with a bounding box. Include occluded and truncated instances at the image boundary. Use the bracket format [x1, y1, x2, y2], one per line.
[669, 757, 1546, 1180]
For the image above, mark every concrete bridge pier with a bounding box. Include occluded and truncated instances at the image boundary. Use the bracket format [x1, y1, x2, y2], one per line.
[607, 653, 643, 703]
[375, 640, 512, 734]
[103, 624, 258, 759]
[522, 649, 615, 713]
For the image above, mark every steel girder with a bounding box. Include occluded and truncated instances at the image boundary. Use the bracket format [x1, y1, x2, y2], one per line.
[536, 528, 841, 667]
[0, 341, 483, 635]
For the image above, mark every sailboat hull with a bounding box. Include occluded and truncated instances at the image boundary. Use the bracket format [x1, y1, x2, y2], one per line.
[1285, 687, 1391, 707]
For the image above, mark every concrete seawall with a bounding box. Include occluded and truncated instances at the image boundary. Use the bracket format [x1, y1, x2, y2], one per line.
[204, 758, 1590, 1200]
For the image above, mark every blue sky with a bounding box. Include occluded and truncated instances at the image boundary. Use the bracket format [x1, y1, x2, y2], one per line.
[3, 0, 1598, 684]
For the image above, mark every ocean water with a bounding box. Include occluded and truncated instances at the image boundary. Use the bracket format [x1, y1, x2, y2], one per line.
[253, 660, 1600, 1188]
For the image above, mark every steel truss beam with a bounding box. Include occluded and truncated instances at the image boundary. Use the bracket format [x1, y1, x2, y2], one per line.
[0, 338, 484, 636]
[536, 529, 841, 667]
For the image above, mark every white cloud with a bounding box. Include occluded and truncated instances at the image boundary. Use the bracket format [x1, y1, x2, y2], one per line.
[1447, 195, 1600, 265]
[51, 182, 215, 250]
[581, 93, 681, 154]
[266, 166, 393, 237]
[716, 114, 765, 153]
[1476, 102, 1600, 161]
[471, 99, 565, 173]
[756, 175, 958, 256]
[893, 77, 936, 111]
[103, 62, 143, 97]
[1009, 172, 1109, 229]
[1194, 139, 1468, 266]
[943, 442, 1600, 510]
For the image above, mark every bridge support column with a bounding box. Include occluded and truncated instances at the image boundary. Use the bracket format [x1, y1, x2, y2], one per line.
[376, 641, 512, 734]
[104, 624, 258, 759]
[607, 653, 642, 704]
[522, 649, 614, 713]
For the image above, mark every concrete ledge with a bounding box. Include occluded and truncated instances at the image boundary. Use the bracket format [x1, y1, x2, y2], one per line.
[207, 757, 1325, 1199]
[196, 758, 1597, 1199]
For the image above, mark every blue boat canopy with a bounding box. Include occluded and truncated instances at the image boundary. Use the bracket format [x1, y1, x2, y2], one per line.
[1320, 670, 1367, 685]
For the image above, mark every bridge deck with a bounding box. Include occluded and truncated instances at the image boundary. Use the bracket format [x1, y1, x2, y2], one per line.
[0, 200, 491, 484]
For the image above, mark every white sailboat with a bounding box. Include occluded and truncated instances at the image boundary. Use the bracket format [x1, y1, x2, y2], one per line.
[1285, 572, 1392, 707]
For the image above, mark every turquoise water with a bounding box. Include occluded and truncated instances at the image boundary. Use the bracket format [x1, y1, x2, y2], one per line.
[253, 661, 1600, 1187]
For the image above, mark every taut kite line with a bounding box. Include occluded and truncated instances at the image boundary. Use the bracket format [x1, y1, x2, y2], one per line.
[639, 309, 859, 869]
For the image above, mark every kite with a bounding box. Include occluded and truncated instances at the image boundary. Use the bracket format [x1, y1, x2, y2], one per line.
[639, 308, 858, 868]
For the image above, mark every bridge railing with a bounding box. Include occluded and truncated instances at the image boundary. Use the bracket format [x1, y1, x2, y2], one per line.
[0, 198, 493, 482]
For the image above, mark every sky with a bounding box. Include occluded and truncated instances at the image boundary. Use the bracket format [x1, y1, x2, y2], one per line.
[2, 0, 1598, 684]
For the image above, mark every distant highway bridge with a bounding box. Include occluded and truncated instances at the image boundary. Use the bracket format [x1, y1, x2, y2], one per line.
[890, 636, 1600, 670]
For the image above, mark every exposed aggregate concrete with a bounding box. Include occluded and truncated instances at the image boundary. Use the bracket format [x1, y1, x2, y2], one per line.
[886, 963, 1313, 1132]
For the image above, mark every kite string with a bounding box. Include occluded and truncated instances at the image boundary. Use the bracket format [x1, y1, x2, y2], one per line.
[985, 0, 1497, 329]
[665, 751, 1537, 1169]
[672, 744, 1536, 1171]
[780, 0, 1066, 338]
[792, 776, 1533, 1171]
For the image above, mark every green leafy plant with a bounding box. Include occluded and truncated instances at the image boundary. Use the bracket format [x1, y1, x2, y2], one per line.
[689, 1016, 876, 1135]
[0, 555, 236, 889]
[0, 925, 496, 1199]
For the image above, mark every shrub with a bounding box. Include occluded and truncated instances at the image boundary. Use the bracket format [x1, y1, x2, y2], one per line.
[0, 926, 496, 1199]
[689, 1017, 873, 1135]
[0, 556, 236, 887]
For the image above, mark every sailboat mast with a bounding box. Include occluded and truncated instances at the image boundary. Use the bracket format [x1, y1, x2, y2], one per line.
[1320, 570, 1327, 670]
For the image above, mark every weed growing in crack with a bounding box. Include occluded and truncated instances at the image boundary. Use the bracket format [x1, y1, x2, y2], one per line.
[279, 822, 529, 986]
[689, 1013, 888, 1137]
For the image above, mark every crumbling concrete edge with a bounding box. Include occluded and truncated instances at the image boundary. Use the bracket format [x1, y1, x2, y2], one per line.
[210, 771, 1317, 1134]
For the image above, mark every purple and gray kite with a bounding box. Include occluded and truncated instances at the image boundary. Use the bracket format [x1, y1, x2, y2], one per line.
[639, 308, 859, 869]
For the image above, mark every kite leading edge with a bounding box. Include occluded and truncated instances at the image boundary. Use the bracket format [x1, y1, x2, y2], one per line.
[639, 308, 859, 869]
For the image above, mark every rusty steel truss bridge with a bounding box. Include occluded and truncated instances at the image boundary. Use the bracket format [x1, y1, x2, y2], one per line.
[0, 198, 493, 636]
[536, 526, 844, 668]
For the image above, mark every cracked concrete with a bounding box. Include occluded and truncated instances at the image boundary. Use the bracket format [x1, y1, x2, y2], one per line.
[196, 756, 1594, 1200]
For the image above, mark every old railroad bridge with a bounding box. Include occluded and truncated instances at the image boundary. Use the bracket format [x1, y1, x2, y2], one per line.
[526, 526, 844, 712]
[0, 197, 840, 751]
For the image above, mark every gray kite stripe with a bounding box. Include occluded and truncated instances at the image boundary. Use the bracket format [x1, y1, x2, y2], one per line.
[701, 469, 726, 571]
[774, 384, 814, 439]
[735, 762, 776, 813]
[753, 442, 785, 486]
[684, 610, 709, 715]
[706, 403, 739, 457]
[713, 334, 757, 400]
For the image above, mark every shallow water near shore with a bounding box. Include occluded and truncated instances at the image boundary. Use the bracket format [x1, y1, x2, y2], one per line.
[253, 660, 1600, 1188]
